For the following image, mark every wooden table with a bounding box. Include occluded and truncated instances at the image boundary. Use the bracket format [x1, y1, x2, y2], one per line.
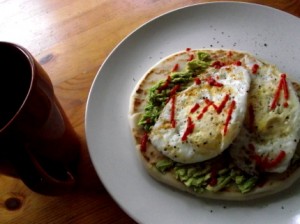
[0, 0, 299, 223]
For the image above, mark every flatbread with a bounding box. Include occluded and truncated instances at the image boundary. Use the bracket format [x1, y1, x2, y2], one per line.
[129, 49, 300, 200]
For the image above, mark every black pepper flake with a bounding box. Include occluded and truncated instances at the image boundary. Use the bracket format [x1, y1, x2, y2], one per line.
[264, 43, 268, 47]
[281, 206, 285, 209]
[210, 210, 214, 213]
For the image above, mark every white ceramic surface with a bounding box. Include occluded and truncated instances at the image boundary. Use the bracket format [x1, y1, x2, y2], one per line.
[85, 2, 300, 224]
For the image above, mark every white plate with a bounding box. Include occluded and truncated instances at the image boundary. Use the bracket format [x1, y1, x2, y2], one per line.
[86, 2, 300, 224]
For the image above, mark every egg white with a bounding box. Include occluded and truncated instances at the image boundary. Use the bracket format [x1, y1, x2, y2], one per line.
[230, 55, 300, 173]
[150, 64, 251, 164]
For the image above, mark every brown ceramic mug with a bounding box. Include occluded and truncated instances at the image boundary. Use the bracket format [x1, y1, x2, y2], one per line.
[0, 42, 80, 195]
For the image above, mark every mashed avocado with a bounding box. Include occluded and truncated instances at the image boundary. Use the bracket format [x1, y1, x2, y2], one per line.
[155, 154, 258, 194]
[138, 52, 211, 132]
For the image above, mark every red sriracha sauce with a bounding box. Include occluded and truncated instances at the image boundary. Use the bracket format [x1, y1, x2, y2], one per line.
[203, 95, 229, 114]
[197, 100, 213, 120]
[249, 144, 286, 170]
[223, 100, 236, 135]
[262, 150, 286, 169]
[181, 117, 195, 141]
[251, 64, 259, 74]
[187, 54, 194, 61]
[233, 61, 242, 66]
[270, 73, 289, 110]
[186, 47, 191, 52]
[190, 103, 200, 113]
[140, 132, 148, 152]
[281, 74, 289, 104]
[206, 76, 224, 87]
[213, 94, 229, 114]
[169, 84, 180, 97]
[172, 63, 179, 72]
[170, 95, 176, 128]
[194, 77, 201, 85]
[211, 61, 225, 69]
[158, 75, 171, 92]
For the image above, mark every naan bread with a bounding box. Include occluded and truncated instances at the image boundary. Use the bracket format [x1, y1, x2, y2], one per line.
[129, 49, 300, 200]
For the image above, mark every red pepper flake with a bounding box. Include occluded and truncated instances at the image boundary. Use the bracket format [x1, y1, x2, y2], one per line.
[206, 76, 224, 87]
[223, 100, 236, 135]
[233, 61, 242, 66]
[248, 104, 255, 133]
[227, 51, 233, 57]
[211, 61, 226, 69]
[251, 64, 259, 74]
[170, 95, 176, 128]
[172, 63, 179, 72]
[187, 54, 194, 61]
[270, 74, 289, 110]
[190, 103, 200, 113]
[186, 47, 191, 52]
[140, 132, 148, 152]
[197, 100, 213, 120]
[181, 117, 195, 141]
[194, 77, 201, 85]
[158, 75, 171, 92]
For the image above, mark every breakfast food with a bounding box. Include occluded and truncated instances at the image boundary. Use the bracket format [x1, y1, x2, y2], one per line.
[128, 48, 300, 200]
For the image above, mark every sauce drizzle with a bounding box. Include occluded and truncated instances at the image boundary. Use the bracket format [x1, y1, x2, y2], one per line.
[172, 63, 179, 72]
[190, 103, 200, 113]
[211, 61, 226, 69]
[140, 132, 148, 152]
[270, 74, 289, 110]
[158, 75, 171, 92]
[181, 117, 195, 141]
[197, 101, 213, 120]
[206, 76, 224, 87]
[249, 144, 286, 170]
[194, 77, 201, 85]
[223, 100, 236, 135]
[170, 95, 176, 128]
[169, 84, 180, 97]
[251, 64, 259, 74]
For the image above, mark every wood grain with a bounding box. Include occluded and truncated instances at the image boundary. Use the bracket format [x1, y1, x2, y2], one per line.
[0, 0, 299, 223]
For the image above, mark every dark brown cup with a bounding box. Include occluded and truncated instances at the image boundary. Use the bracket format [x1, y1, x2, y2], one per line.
[0, 42, 80, 195]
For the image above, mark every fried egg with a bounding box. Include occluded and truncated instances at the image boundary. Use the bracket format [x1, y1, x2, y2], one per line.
[230, 55, 300, 173]
[149, 64, 251, 163]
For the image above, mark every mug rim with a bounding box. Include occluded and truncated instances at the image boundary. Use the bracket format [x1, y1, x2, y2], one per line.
[0, 41, 34, 132]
